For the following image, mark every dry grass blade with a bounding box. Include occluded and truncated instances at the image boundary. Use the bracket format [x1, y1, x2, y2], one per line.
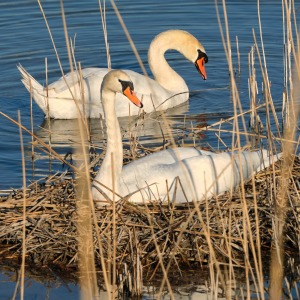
[18, 111, 26, 300]
[269, 23, 300, 300]
[58, 0, 99, 298]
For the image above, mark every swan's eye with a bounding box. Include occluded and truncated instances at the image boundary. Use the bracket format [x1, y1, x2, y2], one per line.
[119, 79, 134, 93]
[196, 49, 208, 64]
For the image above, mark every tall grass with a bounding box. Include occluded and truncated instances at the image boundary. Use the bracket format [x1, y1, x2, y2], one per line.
[58, 1, 100, 299]
[215, 0, 266, 297]
[269, 1, 300, 298]
[18, 111, 26, 300]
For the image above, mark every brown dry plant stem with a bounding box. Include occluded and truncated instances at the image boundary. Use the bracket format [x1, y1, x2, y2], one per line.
[58, 0, 99, 298]
[215, 1, 265, 297]
[269, 47, 300, 300]
[269, 1, 299, 298]
[98, 0, 111, 69]
[18, 111, 26, 300]
[76, 168, 99, 300]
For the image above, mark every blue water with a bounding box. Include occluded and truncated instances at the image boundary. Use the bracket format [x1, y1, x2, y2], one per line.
[0, 0, 293, 297]
[0, 270, 79, 300]
[0, 0, 287, 191]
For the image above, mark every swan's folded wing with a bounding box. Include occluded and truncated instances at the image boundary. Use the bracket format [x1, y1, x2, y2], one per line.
[121, 150, 275, 203]
[120, 150, 227, 202]
[48, 68, 106, 94]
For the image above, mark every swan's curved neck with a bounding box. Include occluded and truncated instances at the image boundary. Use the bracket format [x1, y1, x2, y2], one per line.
[148, 31, 189, 93]
[95, 89, 123, 198]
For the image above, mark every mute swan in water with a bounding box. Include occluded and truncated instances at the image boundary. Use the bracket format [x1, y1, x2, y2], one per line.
[18, 30, 208, 119]
[92, 70, 281, 205]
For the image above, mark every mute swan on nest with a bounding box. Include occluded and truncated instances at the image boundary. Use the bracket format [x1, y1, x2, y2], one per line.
[18, 29, 208, 119]
[92, 70, 281, 205]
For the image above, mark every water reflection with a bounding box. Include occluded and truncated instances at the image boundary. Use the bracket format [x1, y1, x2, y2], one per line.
[0, 263, 228, 300]
[2, 261, 300, 300]
[0, 264, 79, 299]
[24, 102, 216, 188]
[34, 103, 190, 149]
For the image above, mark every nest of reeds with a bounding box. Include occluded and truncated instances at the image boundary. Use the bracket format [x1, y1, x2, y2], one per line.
[1, 155, 300, 276]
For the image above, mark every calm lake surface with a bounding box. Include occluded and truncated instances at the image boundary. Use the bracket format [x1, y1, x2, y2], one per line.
[0, 0, 293, 298]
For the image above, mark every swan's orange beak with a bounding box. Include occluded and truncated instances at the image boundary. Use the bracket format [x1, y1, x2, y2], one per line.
[195, 57, 207, 80]
[123, 86, 143, 108]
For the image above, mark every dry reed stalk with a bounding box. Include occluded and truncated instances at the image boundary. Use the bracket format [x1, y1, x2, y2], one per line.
[11, 269, 21, 300]
[248, 46, 263, 149]
[110, 153, 117, 298]
[252, 32, 281, 144]
[58, 1, 99, 298]
[216, 1, 237, 295]
[246, 47, 270, 299]
[44, 57, 54, 175]
[98, 0, 111, 69]
[29, 63, 35, 179]
[236, 36, 241, 76]
[256, 1, 281, 148]
[18, 111, 26, 300]
[215, 1, 263, 297]
[269, 1, 300, 298]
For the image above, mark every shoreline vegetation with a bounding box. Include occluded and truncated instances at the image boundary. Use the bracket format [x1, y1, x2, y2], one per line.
[1, 0, 300, 299]
[1, 156, 300, 298]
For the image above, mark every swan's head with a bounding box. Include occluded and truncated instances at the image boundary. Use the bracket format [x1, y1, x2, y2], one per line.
[102, 70, 143, 108]
[174, 30, 208, 80]
[194, 49, 208, 80]
[149, 30, 208, 80]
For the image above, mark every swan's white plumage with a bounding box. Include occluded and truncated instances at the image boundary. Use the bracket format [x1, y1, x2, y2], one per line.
[91, 70, 281, 205]
[119, 148, 279, 203]
[18, 30, 207, 119]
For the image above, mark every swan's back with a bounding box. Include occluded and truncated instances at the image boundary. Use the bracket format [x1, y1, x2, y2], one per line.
[120, 149, 280, 203]
[48, 68, 105, 93]
[46, 68, 186, 117]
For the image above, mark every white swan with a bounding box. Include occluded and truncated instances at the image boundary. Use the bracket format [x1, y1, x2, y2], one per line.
[92, 70, 281, 205]
[18, 30, 208, 119]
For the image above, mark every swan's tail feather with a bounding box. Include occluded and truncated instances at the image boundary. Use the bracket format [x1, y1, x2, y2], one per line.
[257, 149, 282, 172]
[17, 64, 44, 94]
[17, 64, 50, 115]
